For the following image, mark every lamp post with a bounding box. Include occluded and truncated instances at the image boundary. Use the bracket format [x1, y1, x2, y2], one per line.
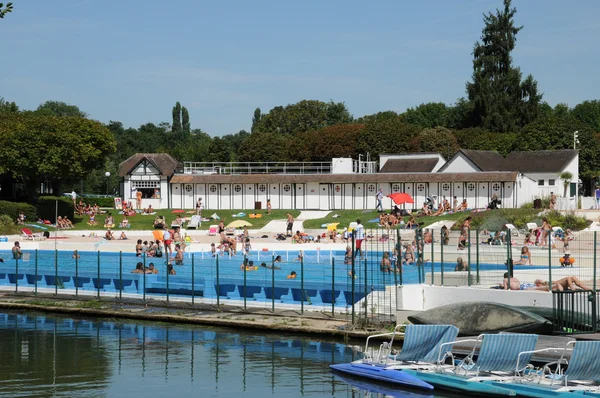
[105, 171, 111, 195]
[573, 131, 579, 149]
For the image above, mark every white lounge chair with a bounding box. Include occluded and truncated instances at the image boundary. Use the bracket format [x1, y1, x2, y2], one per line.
[187, 215, 201, 229]
[505, 223, 520, 237]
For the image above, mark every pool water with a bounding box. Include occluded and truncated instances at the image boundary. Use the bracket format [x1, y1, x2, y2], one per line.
[0, 249, 546, 306]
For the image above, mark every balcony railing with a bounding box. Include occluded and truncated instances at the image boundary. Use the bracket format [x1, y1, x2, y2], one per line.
[181, 162, 333, 175]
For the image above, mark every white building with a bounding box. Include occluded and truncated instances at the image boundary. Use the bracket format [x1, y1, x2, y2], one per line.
[118, 150, 576, 211]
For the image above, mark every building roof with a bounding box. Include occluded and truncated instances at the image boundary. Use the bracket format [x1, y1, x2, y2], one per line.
[458, 149, 507, 171]
[504, 150, 578, 173]
[118, 153, 182, 177]
[379, 158, 439, 173]
[170, 171, 519, 184]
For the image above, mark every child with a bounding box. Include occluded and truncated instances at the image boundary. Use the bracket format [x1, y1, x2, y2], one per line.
[287, 271, 297, 279]
[210, 243, 216, 257]
[243, 237, 252, 255]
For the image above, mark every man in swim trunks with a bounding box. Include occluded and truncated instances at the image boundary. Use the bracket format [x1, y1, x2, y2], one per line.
[354, 219, 365, 259]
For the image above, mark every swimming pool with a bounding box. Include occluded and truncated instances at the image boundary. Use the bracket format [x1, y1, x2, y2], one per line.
[0, 249, 546, 307]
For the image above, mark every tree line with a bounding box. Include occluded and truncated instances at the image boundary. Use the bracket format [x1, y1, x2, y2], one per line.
[1, 0, 599, 200]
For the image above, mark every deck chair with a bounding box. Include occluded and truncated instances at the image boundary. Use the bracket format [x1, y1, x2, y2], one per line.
[21, 228, 41, 241]
[544, 341, 600, 387]
[505, 224, 520, 237]
[363, 324, 459, 366]
[187, 215, 201, 229]
[208, 225, 218, 236]
[526, 222, 538, 231]
[451, 333, 539, 377]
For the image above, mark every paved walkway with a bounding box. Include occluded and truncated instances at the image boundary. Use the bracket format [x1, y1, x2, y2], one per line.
[258, 210, 330, 233]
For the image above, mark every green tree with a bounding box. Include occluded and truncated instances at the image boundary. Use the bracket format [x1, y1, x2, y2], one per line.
[454, 128, 516, 156]
[402, 102, 449, 128]
[466, 0, 542, 132]
[410, 127, 459, 156]
[355, 115, 421, 156]
[254, 100, 352, 135]
[35, 100, 87, 118]
[560, 171, 573, 197]
[571, 100, 600, 132]
[0, 113, 116, 200]
[0, 2, 13, 19]
[299, 124, 364, 161]
[181, 106, 190, 135]
[251, 107, 262, 132]
[446, 98, 474, 129]
[356, 110, 399, 124]
[238, 132, 293, 162]
[0, 96, 18, 113]
[172, 102, 182, 133]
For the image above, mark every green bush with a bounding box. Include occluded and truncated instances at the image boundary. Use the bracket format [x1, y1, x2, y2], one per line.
[37, 196, 74, 223]
[543, 210, 589, 231]
[0, 214, 21, 235]
[0, 200, 37, 222]
[78, 196, 115, 207]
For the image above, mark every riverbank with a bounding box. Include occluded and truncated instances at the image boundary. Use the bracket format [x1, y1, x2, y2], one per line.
[0, 291, 387, 341]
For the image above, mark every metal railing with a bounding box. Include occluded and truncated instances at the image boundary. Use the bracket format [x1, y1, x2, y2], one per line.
[181, 161, 333, 175]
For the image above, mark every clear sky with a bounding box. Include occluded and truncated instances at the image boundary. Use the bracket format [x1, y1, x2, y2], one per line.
[2, 0, 599, 136]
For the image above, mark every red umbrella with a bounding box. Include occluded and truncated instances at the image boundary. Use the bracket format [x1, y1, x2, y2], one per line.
[387, 193, 414, 205]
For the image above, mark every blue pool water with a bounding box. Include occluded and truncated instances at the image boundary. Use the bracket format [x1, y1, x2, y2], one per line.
[0, 311, 461, 397]
[0, 249, 547, 306]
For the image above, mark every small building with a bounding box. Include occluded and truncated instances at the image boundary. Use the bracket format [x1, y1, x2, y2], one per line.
[118, 153, 182, 209]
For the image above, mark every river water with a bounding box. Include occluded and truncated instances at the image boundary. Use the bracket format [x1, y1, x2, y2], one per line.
[0, 311, 460, 397]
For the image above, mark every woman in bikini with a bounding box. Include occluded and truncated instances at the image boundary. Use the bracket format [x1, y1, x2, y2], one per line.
[513, 246, 532, 265]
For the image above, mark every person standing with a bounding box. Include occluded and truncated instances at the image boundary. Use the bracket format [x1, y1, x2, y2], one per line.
[354, 219, 365, 259]
[286, 213, 294, 237]
[71, 190, 77, 206]
[549, 192, 557, 210]
[12, 242, 23, 260]
[136, 190, 142, 210]
[375, 188, 384, 212]
[196, 197, 203, 216]
[267, 199, 272, 215]
[595, 186, 600, 210]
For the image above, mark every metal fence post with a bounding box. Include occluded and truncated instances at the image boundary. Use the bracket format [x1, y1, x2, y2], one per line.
[119, 251, 122, 301]
[363, 257, 368, 321]
[191, 253, 195, 306]
[143, 254, 146, 304]
[15, 257, 18, 293]
[467, 228, 471, 287]
[440, 230, 444, 286]
[331, 257, 335, 316]
[475, 229, 480, 284]
[166, 257, 170, 306]
[216, 255, 220, 308]
[75, 252, 79, 298]
[548, 232, 552, 289]
[351, 234, 355, 324]
[34, 249, 38, 296]
[243, 255, 247, 311]
[594, 232, 597, 293]
[271, 254, 275, 313]
[300, 255, 304, 315]
[97, 251, 101, 298]
[430, 235, 435, 285]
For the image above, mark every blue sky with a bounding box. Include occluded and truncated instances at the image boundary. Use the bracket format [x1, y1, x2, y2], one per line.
[2, 0, 599, 136]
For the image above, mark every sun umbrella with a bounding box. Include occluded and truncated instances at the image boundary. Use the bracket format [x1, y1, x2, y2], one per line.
[326, 222, 340, 231]
[387, 192, 414, 205]
[226, 220, 253, 229]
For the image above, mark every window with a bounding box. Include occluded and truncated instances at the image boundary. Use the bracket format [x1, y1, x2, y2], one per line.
[209, 185, 217, 193]
[258, 184, 266, 192]
[392, 184, 401, 192]
[417, 184, 425, 192]
[492, 183, 501, 192]
[368, 184, 375, 193]
[234, 185, 242, 193]
[185, 184, 193, 193]
[283, 184, 291, 192]
[467, 183, 475, 191]
[442, 183, 450, 192]
[549, 179, 555, 186]
[131, 181, 160, 199]
[538, 180, 544, 186]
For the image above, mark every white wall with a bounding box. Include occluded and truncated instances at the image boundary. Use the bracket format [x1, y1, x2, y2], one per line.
[332, 158, 353, 174]
[439, 153, 480, 173]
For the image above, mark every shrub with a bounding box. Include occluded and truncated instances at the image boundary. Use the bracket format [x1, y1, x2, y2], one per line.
[543, 210, 589, 231]
[0, 200, 37, 222]
[37, 196, 74, 223]
[82, 197, 115, 208]
[0, 214, 21, 235]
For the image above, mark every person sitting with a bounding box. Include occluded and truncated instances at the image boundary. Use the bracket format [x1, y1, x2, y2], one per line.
[402, 244, 415, 266]
[144, 204, 154, 214]
[167, 263, 176, 275]
[274, 255, 283, 263]
[455, 257, 469, 271]
[104, 228, 114, 240]
[420, 202, 432, 217]
[329, 230, 338, 243]
[173, 214, 184, 227]
[456, 199, 468, 212]
[173, 243, 184, 265]
[63, 216, 74, 228]
[56, 216, 66, 229]
[441, 225, 449, 245]
[131, 262, 145, 274]
[287, 271, 297, 279]
[292, 230, 304, 244]
[380, 252, 392, 273]
[154, 216, 165, 229]
[119, 231, 128, 240]
[405, 217, 416, 229]
[524, 232, 534, 246]
[120, 216, 129, 228]
[87, 213, 97, 226]
[514, 247, 532, 265]
[423, 229, 432, 244]
[72, 250, 80, 259]
[457, 230, 467, 250]
[104, 214, 115, 228]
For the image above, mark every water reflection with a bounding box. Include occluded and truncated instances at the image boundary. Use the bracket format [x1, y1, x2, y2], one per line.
[0, 312, 458, 397]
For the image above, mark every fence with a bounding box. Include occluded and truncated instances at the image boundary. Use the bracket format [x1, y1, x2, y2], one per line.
[2, 225, 598, 331]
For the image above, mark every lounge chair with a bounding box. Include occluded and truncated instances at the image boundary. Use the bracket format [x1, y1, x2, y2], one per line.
[505, 224, 520, 237]
[208, 225, 218, 236]
[526, 222, 538, 231]
[21, 228, 42, 241]
[187, 215, 201, 229]
[329, 324, 459, 390]
[404, 333, 539, 395]
[491, 340, 600, 397]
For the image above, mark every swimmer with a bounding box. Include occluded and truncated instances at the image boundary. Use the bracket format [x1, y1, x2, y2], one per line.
[287, 271, 297, 279]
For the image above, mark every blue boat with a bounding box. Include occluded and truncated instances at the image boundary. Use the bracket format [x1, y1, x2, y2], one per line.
[332, 372, 434, 397]
[329, 324, 459, 391]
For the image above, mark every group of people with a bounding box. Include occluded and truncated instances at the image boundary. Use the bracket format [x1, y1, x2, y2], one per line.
[131, 261, 176, 276]
[75, 200, 100, 217]
[56, 216, 74, 229]
[498, 273, 590, 292]
[419, 196, 469, 217]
